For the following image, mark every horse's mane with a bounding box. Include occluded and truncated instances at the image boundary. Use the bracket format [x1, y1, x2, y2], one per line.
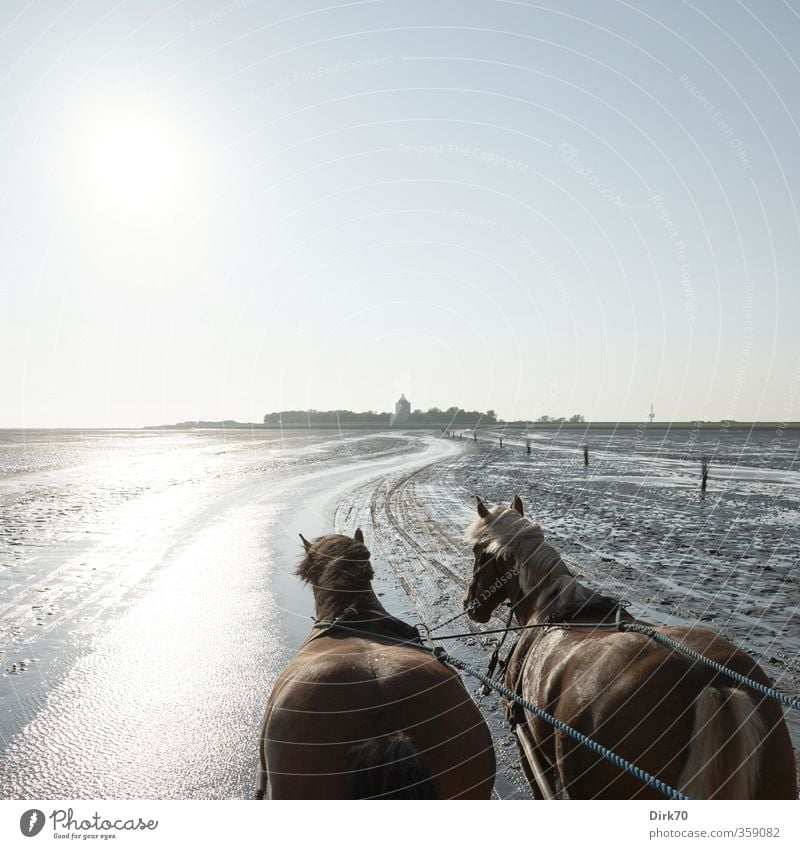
[296, 534, 374, 591]
[466, 506, 592, 620]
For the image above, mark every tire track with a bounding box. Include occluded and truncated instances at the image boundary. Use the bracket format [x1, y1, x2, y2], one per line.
[379, 460, 468, 588]
[331, 444, 535, 799]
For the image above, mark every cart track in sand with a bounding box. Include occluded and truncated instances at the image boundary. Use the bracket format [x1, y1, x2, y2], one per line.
[331, 444, 533, 799]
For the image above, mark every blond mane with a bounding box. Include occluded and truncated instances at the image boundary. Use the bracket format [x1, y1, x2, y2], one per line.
[466, 505, 593, 622]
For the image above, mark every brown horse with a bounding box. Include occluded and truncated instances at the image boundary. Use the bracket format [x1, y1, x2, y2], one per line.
[464, 495, 797, 800]
[258, 528, 495, 799]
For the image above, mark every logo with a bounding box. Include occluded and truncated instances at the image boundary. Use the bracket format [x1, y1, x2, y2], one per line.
[19, 810, 45, 837]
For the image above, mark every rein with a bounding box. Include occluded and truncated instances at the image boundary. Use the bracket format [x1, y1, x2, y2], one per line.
[285, 600, 800, 802]
[466, 549, 556, 687]
[466, 541, 633, 688]
[426, 617, 623, 641]
[620, 623, 800, 712]
[307, 605, 427, 649]
[432, 646, 690, 801]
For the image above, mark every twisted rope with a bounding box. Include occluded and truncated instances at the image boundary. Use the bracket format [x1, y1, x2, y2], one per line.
[313, 610, 800, 800]
[620, 623, 800, 711]
[433, 647, 689, 800]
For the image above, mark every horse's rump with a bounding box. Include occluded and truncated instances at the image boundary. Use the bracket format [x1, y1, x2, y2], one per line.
[263, 636, 495, 799]
[263, 528, 496, 799]
[679, 686, 764, 799]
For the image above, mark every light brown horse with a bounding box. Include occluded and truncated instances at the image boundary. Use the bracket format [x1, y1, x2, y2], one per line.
[464, 495, 797, 800]
[258, 529, 495, 799]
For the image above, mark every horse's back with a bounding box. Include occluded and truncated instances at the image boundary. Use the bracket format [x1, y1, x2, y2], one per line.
[517, 624, 796, 799]
[262, 636, 495, 799]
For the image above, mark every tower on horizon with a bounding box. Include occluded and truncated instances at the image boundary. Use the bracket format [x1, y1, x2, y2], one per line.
[649, 403, 655, 424]
[391, 393, 411, 425]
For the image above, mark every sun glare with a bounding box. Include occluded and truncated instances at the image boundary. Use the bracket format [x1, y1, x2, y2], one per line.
[87, 115, 182, 212]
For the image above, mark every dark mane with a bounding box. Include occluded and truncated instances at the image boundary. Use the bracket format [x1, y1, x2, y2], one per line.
[546, 593, 622, 623]
[296, 534, 374, 591]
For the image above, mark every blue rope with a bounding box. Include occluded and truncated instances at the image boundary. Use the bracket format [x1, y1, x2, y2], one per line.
[620, 623, 800, 711]
[433, 647, 689, 801]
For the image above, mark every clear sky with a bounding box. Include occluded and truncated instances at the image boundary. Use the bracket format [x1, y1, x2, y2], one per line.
[2, 0, 799, 427]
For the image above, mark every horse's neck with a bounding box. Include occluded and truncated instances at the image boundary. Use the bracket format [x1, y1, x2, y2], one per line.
[513, 551, 595, 626]
[313, 586, 386, 622]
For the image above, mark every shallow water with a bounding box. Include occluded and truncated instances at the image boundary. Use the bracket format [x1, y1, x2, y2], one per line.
[0, 428, 437, 798]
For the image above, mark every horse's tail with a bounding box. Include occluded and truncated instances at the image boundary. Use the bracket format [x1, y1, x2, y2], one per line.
[348, 732, 437, 799]
[679, 686, 765, 799]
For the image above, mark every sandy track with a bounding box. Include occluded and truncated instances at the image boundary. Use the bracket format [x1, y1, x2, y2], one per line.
[332, 446, 534, 799]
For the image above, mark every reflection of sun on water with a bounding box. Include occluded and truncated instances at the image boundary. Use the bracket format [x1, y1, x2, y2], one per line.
[87, 116, 182, 213]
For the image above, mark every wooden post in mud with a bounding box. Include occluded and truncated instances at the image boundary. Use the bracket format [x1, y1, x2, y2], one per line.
[526, 440, 531, 455]
[701, 457, 709, 494]
[583, 444, 589, 467]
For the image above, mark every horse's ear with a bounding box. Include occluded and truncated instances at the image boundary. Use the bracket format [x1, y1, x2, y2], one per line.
[511, 495, 524, 515]
[353, 528, 364, 544]
[299, 533, 312, 552]
[475, 496, 490, 519]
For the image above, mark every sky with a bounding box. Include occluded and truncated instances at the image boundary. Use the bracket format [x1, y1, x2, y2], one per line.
[1, 0, 800, 427]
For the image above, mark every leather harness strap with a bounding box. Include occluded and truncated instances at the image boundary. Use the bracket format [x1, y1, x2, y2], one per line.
[307, 606, 426, 649]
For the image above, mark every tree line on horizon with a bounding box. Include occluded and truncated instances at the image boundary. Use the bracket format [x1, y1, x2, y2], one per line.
[262, 407, 499, 425]
[536, 414, 585, 423]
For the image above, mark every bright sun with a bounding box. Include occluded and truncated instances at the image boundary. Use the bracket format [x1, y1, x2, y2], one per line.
[87, 115, 182, 212]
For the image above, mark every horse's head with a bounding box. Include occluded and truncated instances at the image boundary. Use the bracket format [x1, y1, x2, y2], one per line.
[296, 528, 374, 592]
[462, 496, 525, 623]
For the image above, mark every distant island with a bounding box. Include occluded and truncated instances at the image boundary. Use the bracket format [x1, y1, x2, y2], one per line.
[144, 414, 799, 432]
[261, 405, 498, 427]
[142, 393, 798, 432]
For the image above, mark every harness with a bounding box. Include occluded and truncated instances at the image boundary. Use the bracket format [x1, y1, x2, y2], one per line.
[485, 593, 628, 800]
[502, 596, 627, 729]
[258, 537, 800, 801]
[307, 605, 426, 648]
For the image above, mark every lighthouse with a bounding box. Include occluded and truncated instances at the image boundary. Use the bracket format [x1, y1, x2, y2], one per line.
[648, 403, 655, 424]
